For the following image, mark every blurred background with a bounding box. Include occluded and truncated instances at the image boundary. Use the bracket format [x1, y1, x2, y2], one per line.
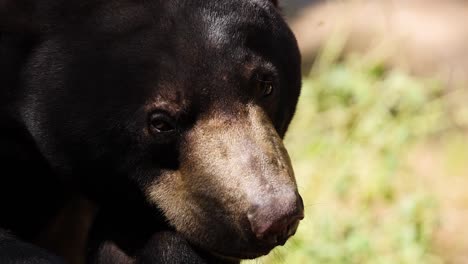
[247, 0, 468, 263]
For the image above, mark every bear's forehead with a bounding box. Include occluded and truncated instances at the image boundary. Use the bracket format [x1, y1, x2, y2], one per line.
[197, 2, 273, 49]
[142, 69, 250, 115]
[48, 0, 297, 114]
[80, 0, 277, 40]
[144, 86, 190, 115]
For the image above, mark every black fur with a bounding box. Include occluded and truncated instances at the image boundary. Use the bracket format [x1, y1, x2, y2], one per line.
[0, 232, 65, 264]
[0, 0, 301, 263]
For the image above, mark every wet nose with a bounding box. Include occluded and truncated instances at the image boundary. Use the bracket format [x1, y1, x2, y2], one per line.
[247, 192, 304, 246]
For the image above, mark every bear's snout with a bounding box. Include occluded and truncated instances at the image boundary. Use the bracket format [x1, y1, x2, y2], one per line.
[247, 190, 304, 246]
[146, 105, 303, 259]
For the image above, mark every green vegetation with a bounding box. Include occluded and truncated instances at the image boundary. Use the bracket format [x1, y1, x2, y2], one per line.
[244, 43, 463, 263]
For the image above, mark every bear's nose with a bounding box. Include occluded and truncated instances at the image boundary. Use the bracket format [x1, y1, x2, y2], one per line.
[247, 191, 304, 246]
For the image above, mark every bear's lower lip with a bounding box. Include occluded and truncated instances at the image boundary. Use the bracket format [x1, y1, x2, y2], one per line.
[186, 234, 277, 260]
[210, 246, 275, 260]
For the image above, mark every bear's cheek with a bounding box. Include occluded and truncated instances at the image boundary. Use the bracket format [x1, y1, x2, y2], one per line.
[144, 152, 249, 249]
[145, 169, 245, 248]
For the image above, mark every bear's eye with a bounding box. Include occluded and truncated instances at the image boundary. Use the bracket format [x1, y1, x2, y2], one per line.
[255, 77, 275, 98]
[254, 72, 276, 98]
[149, 112, 176, 135]
[259, 81, 274, 97]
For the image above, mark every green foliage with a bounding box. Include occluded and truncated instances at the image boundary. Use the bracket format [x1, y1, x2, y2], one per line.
[244, 45, 447, 263]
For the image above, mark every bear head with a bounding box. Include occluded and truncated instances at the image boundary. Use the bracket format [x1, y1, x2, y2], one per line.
[6, 0, 303, 260]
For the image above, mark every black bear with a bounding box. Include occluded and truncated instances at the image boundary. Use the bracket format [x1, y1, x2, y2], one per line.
[0, 0, 303, 263]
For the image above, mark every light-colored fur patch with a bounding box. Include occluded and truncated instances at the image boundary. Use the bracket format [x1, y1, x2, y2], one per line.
[146, 104, 298, 254]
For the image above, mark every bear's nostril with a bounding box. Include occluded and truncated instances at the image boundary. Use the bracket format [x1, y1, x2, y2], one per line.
[247, 195, 304, 246]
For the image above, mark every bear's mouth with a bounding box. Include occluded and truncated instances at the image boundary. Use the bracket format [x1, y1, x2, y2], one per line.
[212, 248, 275, 260]
[199, 243, 277, 260]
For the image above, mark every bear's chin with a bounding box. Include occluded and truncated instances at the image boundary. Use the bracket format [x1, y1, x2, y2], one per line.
[186, 236, 277, 261]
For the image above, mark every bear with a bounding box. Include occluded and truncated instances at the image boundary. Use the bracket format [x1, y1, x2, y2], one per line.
[0, 0, 303, 263]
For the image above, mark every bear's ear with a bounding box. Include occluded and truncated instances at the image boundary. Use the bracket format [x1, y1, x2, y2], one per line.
[0, 0, 37, 33]
[270, 0, 278, 7]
